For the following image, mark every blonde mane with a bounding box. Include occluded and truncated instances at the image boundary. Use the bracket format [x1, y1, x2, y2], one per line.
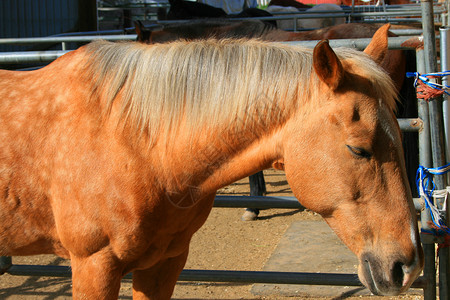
[84, 39, 397, 143]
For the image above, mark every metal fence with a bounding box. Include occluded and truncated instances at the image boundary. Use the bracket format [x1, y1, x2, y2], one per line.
[0, 2, 448, 300]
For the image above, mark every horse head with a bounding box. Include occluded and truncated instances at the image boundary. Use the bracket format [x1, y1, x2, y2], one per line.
[278, 24, 424, 295]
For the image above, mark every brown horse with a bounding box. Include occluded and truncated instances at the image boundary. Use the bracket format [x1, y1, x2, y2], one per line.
[0, 25, 423, 299]
[136, 21, 406, 92]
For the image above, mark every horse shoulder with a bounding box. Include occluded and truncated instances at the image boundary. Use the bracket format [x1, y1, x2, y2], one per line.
[0, 48, 105, 257]
[0, 68, 71, 257]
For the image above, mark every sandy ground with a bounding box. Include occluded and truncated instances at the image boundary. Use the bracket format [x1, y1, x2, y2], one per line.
[0, 169, 426, 299]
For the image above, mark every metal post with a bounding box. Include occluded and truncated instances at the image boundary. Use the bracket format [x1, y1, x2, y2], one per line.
[417, 47, 437, 300]
[0, 256, 12, 275]
[440, 26, 450, 185]
[440, 25, 450, 300]
[421, 1, 449, 299]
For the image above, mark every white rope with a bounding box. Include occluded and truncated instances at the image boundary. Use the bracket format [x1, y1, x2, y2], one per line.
[416, 165, 450, 233]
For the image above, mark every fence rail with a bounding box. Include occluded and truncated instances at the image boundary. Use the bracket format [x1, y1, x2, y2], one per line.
[0, 36, 419, 65]
[0, 3, 447, 299]
[2, 264, 429, 289]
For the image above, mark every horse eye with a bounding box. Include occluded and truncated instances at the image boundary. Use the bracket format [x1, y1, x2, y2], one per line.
[346, 145, 372, 159]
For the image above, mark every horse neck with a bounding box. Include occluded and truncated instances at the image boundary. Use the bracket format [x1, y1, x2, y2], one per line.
[154, 122, 285, 197]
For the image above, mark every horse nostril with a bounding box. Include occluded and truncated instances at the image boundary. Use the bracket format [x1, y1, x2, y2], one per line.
[392, 261, 405, 287]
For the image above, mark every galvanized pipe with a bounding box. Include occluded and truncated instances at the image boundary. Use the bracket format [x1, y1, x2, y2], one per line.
[0, 50, 70, 64]
[0, 35, 136, 45]
[225, 9, 445, 22]
[179, 271, 432, 288]
[391, 29, 424, 36]
[4, 264, 428, 288]
[440, 26, 450, 186]
[438, 25, 450, 300]
[417, 50, 433, 176]
[0, 31, 415, 48]
[214, 195, 424, 211]
[416, 43, 436, 300]
[398, 118, 423, 132]
[0, 36, 417, 65]
[268, 6, 430, 15]
[285, 36, 413, 50]
[421, 0, 447, 206]
[421, 2, 448, 300]
[416, 31, 437, 300]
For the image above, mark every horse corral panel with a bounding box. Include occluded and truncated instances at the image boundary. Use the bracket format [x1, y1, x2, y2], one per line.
[0, 1, 449, 300]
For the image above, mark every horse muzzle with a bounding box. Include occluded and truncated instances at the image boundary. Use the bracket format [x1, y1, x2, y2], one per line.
[357, 252, 422, 296]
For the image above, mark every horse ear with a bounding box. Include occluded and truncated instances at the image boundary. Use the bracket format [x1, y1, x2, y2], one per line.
[364, 23, 390, 64]
[134, 21, 144, 42]
[313, 40, 344, 91]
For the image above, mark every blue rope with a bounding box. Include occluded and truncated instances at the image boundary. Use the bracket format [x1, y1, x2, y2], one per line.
[406, 71, 450, 96]
[416, 164, 450, 234]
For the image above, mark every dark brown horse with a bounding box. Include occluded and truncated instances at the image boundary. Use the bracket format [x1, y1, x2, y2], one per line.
[136, 21, 406, 92]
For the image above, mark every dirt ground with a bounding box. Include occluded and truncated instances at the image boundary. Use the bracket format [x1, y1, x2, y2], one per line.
[0, 169, 425, 299]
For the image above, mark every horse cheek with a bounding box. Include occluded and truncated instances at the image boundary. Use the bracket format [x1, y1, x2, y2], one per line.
[283, 126, 340, 216]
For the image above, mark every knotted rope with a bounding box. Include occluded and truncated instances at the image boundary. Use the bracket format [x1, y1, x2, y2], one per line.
[406, 71, 450, 101]
[409, 71, 450, 248]
[416, 164, 450, 236]
[417, 165, 450, 254]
